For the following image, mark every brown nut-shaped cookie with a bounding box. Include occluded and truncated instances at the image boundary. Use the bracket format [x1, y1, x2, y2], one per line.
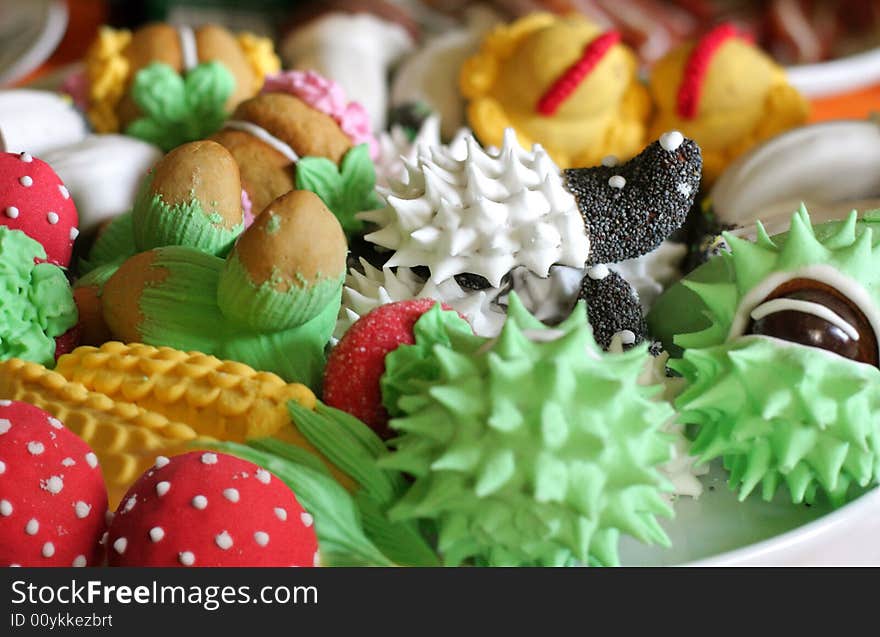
[217, 189, 347, 330]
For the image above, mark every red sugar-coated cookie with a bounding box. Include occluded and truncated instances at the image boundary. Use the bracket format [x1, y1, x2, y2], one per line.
[106, 451, 319, 567]
[0, 400, 108, 567]
[323, 299, 450, 439]
[676, 23, 740, 120]
[0, 151, 79, 267]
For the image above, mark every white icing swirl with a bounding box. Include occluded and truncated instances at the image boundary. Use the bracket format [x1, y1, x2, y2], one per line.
[223, 120, 300, 163]
[750, 298, 859, 340]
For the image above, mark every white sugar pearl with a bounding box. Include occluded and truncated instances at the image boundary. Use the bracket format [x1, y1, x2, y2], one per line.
[587, 264, 609, 280]
[192, 495, 208, 510]
[254, 531, 269, 547]
[85, 452, 98, 468]
[300, 512, 314, 528]
[156, 481, 170, 496]
[222, 488, 240, 503]
[201, 453, 218, 465]
[601, 155, 619, 167]
[149, 527, 165, 542]
[274, 507, 287, 521]
[113, 537, 128, 554]
[179, 551, 195, 566]
[255, 469, 270, 484]
[19, 176, 33, 187]
[47, 212, 59, 225]
[43, 475, 64, 494]
[660, 130, 684, 152]
[615, 329, 637, 345]
[42, 542, 55, 558]
[0, 500, 12, 516]
[27, 441, 44, 455]
[215, 531, 233, 550]
[19, 152, 32, 163]
[154, 456, 170, 469]
[5, 206, 18, 219]
[75, 501, 91, 519]
[72, 555, 87, 567]
[608, 175, 626, 189]
[25, 518, 39, 535]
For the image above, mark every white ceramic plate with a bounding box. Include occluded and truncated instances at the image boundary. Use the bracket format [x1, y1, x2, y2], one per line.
[0, 0, 68, 86]
[619, 462, 880, 566]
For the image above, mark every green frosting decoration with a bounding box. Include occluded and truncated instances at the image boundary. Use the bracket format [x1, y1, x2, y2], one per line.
[126, 61, 235, 152]
[131, 246, 337, 390]
[667, 205, 880, 505]
[295, 144, 382, 237]
[216, 252, 345, 331]
[132, 172, 243, 256]
[80, 210, 136, 274]
[0, 227, 77, 366]
[206, 400, 441, 566]
[378, 294, 675, 567]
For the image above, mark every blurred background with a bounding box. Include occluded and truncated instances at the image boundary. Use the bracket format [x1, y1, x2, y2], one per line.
[2, 0, 879, 120]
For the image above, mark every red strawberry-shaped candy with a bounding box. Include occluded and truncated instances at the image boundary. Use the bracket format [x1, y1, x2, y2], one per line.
[54, 323, 82, 360]
[324, 299, 455, 438]
[107, 451, 319, 567]
[0, 151, 79, 267]
[0, 400, 108, 567]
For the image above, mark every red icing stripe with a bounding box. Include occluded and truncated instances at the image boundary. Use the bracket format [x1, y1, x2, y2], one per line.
[676, 23, 740, 120]
[536, 31, 621, 117]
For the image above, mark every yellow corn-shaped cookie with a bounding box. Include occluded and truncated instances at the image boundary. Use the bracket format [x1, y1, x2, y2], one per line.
[55, 342, 354, 490]
[0, 358, 201, 508]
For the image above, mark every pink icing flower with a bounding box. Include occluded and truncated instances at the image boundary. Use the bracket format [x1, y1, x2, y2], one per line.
[241, 189, 255, 228]
[262, 70, 379, 159]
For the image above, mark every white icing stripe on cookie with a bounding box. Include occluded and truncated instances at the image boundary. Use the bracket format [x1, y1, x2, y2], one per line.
[750, 298, 859, 341]
[223, 120, 300, 163]
[178, 26, 198, 72]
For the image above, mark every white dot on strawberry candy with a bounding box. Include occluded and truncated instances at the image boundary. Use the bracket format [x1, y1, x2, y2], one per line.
[313, 551, 320, 567]
[75, 501, 91, 519]
[154, 455, 170, 469]
[113, 537, 127, 554]
[274, 507, 287, 521]
[215, 531, 233, 550]
[85, 452, 98, 468]
[72, 555, 86, 567]
[149, 527, 165, 542]
[0, 500, 12, 516]
[192, 495, 207, 509]
[25, 519, 39, 535]
[255, 469, 270, 484]
[19, 152, 32, 163]
[0, 400, 10, 406]
[58, 184, 69, 199]
[42, 542, 55, 558]
[608, 175, 626, 189]
[156, 481, 170, 497]
[19, 176, 33, 187]
[201, 453, 218, 465]
[254, 531, 269, 547]
[47, 212, 59, 225]
[179, 551, 195, 566]
[0, 419, 10, 434]
[4, 206, 18, 219]
[124, 496, 137, 512]
[69, 227, 79, 241]
[61, 457, 75, 467]
[222, 488, 239, 503]
[300, 512, 314, 528]
[99, 532, 108, 545]
[0, 460, 5, 474]
[27, 441, 44, 455]
[42, 475, 64, 494]
[47, 417, 63, 429]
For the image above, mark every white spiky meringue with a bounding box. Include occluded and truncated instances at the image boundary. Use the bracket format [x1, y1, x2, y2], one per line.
[359, 128, 590, 288]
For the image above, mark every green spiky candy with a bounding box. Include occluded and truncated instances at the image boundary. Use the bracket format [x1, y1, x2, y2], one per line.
[669, 205, 880, 505]
[379, 295, 675, 567]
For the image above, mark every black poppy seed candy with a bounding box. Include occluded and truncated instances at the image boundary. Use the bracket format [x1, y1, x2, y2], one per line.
[579, 266, 647, 350]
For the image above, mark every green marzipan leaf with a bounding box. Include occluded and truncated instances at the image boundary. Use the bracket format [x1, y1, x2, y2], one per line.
[355, 492, 440, 567]
[205, 441, 393, 566]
